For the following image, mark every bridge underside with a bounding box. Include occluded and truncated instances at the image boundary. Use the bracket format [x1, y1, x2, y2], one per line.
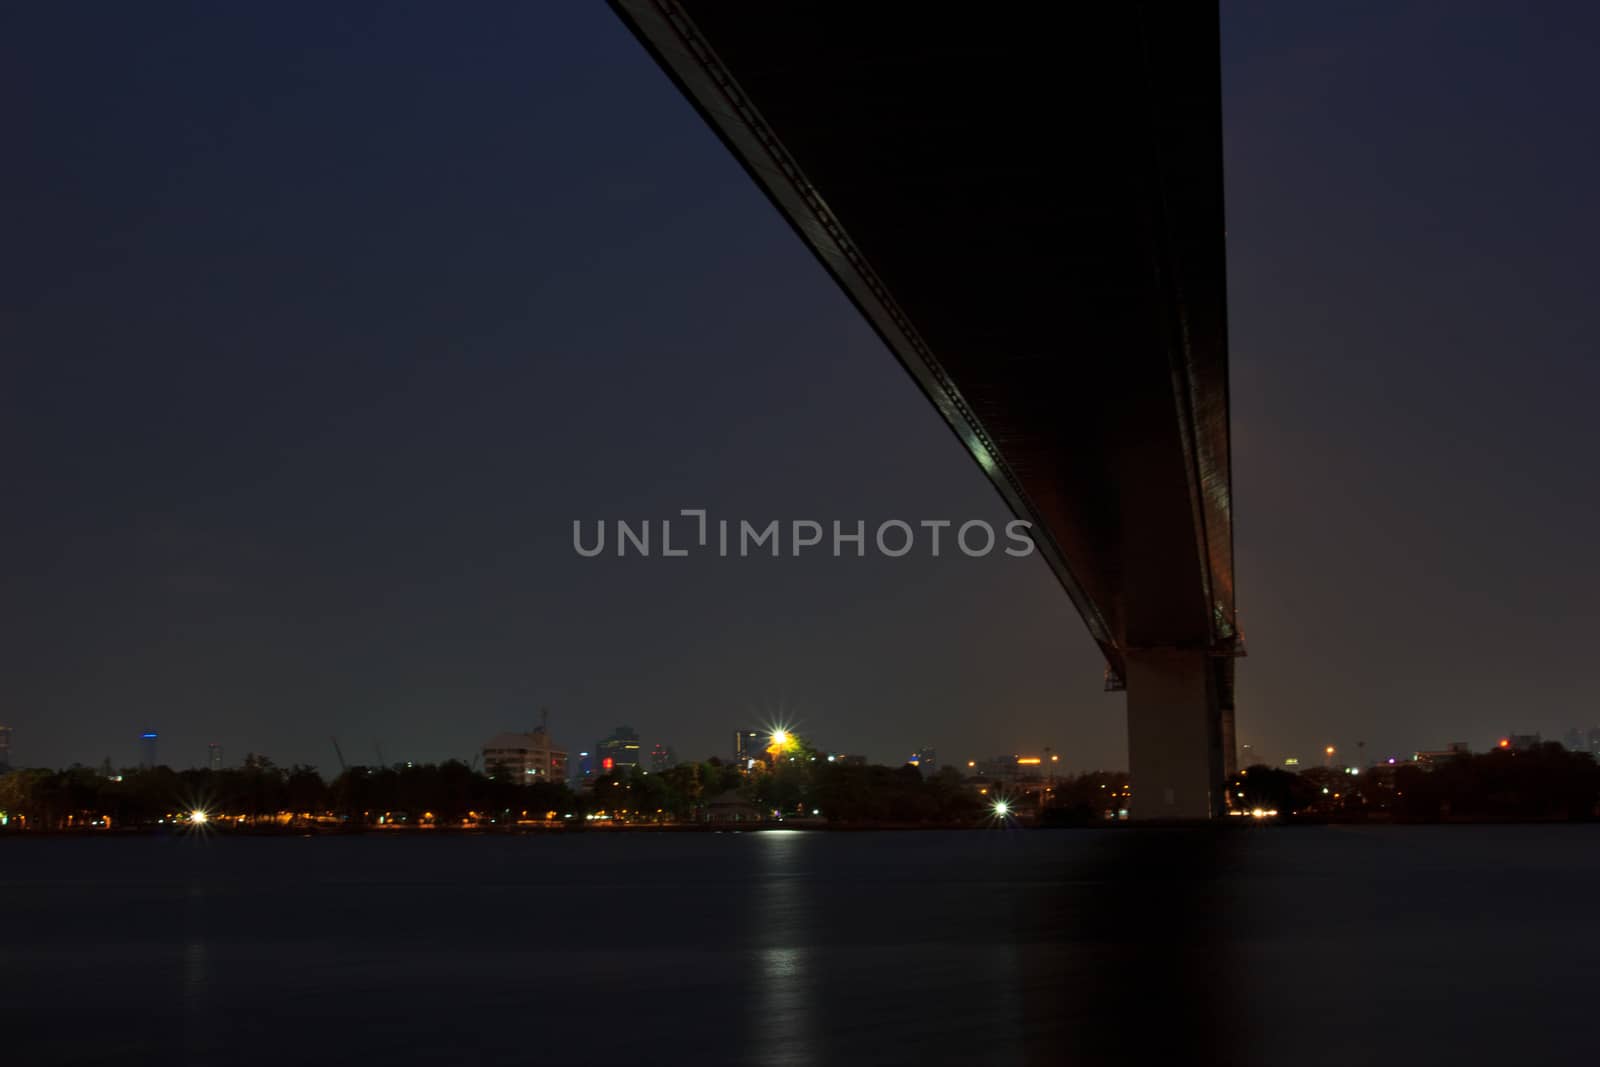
[613, 1, 1237, 818]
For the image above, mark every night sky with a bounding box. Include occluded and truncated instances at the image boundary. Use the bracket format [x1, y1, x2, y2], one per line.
[4, 2, 1597, 774]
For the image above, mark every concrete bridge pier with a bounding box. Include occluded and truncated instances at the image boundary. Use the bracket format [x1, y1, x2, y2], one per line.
[1125, 649, 1227, 820]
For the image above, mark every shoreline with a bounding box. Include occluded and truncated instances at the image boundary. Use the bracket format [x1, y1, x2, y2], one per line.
[4, 815, 1599, 838]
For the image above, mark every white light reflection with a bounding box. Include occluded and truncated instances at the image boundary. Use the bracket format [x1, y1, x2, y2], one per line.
[756, 831, 816, 1065]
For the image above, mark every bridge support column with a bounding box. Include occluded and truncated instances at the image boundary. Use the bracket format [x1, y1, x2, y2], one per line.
[1125, 649, 1225, 820]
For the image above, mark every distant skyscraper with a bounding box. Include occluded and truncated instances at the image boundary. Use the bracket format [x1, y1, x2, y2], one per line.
[734, 730, 763, 769]
[1564, 728, 1600, 757]
[139, 731, 158, 769]
[648, 743, 677, 773]
[208, 743, 223, 771]
[0, 724, 12, 772]
[596, 726, 642, 774]
[910, 745, 937, 771]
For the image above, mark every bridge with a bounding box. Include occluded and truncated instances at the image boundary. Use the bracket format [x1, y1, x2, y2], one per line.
[612, 1, 1239, 819]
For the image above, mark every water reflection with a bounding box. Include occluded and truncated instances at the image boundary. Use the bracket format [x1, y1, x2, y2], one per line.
[1016, 828, 1245, 1063]
[751, 831, 816, 1065]
[10, 828, 1599, 1065]
[182, 882, 212, 1061]
[734, 826, 1247, 1064]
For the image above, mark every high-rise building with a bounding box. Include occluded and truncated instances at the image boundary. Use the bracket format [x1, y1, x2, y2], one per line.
[597, 726, 642, 774]
[207, 743, 223, 771]
[483, 726, 567, 783]
[648, 743, 677, 773]
[0, 724, 12, 772]
[734, 730, 764, 770]
[139, 731, 159, 769]
[910, 746, 938, 771]
[1563, 728, 1600, 757]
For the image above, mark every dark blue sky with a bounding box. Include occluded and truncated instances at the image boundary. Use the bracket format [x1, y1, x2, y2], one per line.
[4, 2, 1597, 773]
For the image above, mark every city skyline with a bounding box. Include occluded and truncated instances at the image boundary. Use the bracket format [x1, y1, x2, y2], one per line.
[6, 714, 1596, 781]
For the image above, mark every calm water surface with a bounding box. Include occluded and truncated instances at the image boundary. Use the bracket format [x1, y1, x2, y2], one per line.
[4, 826, 1598, 1065]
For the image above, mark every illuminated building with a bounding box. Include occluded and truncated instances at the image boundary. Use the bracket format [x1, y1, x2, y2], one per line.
[964, 755, 1050, 783]
[483, 726, 568, 783]
[971, 756, 1019, 781]
[139, 731, 158, 769]
[1414, 742, 1471, 770]
[648, 743, 677, 772]
[733, 729, 763, 770]
[207, 743, 223, 771]
[909, 745, 937, 771]
[597, 726, 642, 774]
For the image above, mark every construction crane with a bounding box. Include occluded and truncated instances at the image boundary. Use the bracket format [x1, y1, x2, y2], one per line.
[330, 737, 348, 773]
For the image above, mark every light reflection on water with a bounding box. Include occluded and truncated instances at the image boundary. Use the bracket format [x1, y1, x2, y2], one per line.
[4, 827, 1600, 1065]
[754, 832, 813, 1065]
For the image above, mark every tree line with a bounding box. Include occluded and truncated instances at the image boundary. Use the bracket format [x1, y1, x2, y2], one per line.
[1232, 743, 1600, 821]
[0, 751, 992, 830]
